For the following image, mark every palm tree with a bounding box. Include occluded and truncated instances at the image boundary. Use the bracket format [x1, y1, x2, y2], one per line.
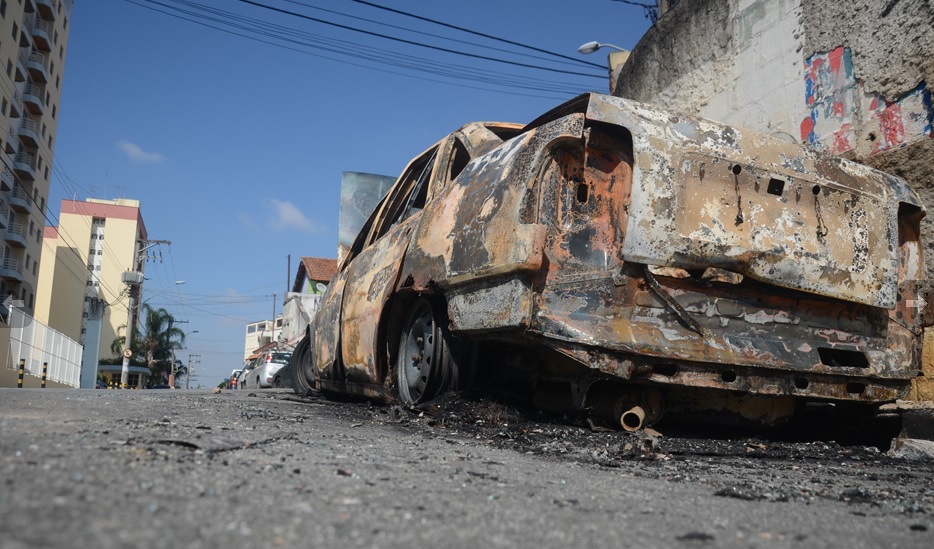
[111, 305, 186, 382]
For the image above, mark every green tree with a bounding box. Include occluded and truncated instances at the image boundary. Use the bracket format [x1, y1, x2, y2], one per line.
[111, 305, 187, 382]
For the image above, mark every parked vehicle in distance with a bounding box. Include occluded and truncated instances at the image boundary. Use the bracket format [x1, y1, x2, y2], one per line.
[237, 365, 253, 389]
[248, 351, 293, 389]
[291, 92, 927, 429]
[273, 363, 293, 389]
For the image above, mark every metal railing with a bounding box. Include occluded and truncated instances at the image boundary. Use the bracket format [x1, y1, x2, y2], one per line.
[1, 258, 23, 275]
[14, 152, 34, 168]
[23, 82, 43, 100]
[28, 52, 47, 71]
[11, 186, 31, 202]
[32, 18, 50, 36]
[5, 222, 28, 239]
[19, 117, 37, 134]
[6, 308, 83, 388]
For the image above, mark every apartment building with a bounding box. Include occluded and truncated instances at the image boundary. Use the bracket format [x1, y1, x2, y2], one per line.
[35, 198, 148, 362]
[243, 316, 283, 363]
[0, 0, 71, 316]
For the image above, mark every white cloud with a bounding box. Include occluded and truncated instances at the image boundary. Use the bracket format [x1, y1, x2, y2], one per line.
[117, 140, 165, 164]
[266, 199, 321, 233]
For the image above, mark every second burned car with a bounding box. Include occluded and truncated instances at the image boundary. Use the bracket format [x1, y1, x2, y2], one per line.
[291, 92, 927, 428]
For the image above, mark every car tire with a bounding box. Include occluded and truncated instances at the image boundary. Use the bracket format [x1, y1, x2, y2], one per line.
[291, 333, 316, 395]
[395, 297, 464, 405]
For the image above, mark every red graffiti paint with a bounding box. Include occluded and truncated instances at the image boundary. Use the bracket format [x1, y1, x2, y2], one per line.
[800, 116, 815, 141]
[873, 103, 906, 153]
[828, 46, 844, 74]
[832, 123, 853, 154]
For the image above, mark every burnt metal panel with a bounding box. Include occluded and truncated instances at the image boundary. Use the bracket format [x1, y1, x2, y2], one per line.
[582, 93, 918, 309]
[401, 114, 585, 293]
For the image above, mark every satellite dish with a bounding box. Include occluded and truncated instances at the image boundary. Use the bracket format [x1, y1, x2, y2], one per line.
[315, 282, 327, 292]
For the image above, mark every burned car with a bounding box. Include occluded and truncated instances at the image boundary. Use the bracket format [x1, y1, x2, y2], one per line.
[291, 92, 926, 428]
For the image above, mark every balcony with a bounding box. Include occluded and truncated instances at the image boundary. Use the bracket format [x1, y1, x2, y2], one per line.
[8, 91, 23, 118]
[0, 196, 9, 226]
[1, 166, 15, 191]
[31, 18, 51, 51]
[10, 186, 32, 214]
[14, 51, 28, 83]
[19, 14, 33, 48]
[5, 129, 19, 155]
[4, 223, 29, 248]
[27, 52, 48, 83]
[18, 118, 39, 148]
[0, 258, 25, 282]
[22, 83, 44, 115]
[36, 0, 57, 21]
[14, 152, 36, 181]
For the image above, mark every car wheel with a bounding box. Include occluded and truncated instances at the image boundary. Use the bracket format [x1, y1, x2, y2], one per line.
[291, 334, 316, 395]
[396, 297, 459, 405]
[273, 376, 283, 388]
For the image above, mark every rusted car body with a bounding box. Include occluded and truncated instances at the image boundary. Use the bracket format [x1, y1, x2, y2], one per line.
[293, 93, 926, 427]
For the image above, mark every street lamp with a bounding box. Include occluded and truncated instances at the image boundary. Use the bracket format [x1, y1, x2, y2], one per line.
[578, 41, 632, 94]
[577, 41, 629, 55]
[144, 280, 185, 304]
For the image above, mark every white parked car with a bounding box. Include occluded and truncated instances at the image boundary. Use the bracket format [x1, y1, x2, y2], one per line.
[245, 351, 292, 389]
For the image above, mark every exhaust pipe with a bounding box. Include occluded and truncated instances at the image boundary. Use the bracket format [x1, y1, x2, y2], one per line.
[619, 405, 646, 432]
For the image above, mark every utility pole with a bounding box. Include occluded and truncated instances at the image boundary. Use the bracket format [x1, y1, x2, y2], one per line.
[119, 272, 143, 388]
[186, 354, 201, 389]
[168, 319, 188, 389]
[120, 239, 172, 388]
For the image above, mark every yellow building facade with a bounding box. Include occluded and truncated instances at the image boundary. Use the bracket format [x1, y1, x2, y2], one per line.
[36, 198, 148, 363]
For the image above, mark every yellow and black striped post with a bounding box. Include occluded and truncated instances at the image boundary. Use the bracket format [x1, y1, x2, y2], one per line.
[41, 362, 48, 388]
[17, 359, 25, 388]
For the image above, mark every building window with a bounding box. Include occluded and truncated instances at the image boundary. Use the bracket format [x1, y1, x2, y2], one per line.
[32, 262, 36, 275]
[12, 23, 17, 40]
[90, 234, 96, 240]
[1, 97, 6, 115]
[247, 325, 256, 333]
[28, 293, 33, 309]
[0, 1, 6, 17]
[95, 265, 101, 271]
[98, 234, 104, 241]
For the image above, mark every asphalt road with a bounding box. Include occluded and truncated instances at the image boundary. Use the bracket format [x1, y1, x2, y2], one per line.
[1, 387, 932, 548]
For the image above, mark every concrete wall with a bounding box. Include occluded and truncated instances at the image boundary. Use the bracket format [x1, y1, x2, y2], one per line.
[611, 0, 934, 398]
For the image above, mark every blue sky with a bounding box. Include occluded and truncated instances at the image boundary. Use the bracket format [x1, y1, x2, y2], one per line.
[51, 0, 653, 387]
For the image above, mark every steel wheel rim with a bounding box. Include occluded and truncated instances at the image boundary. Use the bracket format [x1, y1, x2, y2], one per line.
[399, 301, 437, 404]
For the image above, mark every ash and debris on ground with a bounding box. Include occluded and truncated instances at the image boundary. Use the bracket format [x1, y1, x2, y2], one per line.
[274, 389, 934, 518]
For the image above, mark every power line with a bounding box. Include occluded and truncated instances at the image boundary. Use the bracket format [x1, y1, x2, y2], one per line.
[125, 0, 579, 100]
[236, 0, 603, 79]
[344, 0, 607, 70]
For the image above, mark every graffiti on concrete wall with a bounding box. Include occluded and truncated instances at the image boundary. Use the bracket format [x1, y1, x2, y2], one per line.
[800, 46, 932, 156]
